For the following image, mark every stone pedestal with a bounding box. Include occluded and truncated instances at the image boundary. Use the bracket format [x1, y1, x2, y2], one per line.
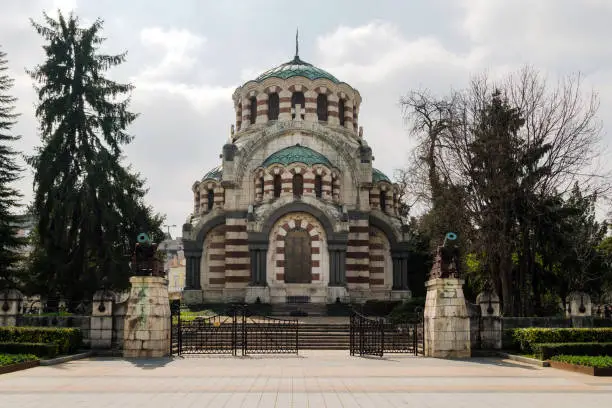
[566, 292, 592, 317]
[123, 276, 171, 358]
[327, 286, 349, 303]
[182, 289, 203, 305]
[0, 289, 23, 327]
[390, 290, 412, 301]
[476, 291, 502, 350]
[90, 290, 114, 349]
[424, 278, 471, 358]
[245, 286, 270, 304]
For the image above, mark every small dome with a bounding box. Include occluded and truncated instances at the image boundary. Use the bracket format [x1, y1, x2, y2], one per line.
[202, 165, 222, 181]
[262, 144, 332, 168]
[372, 168, 391, 183]
[255, 56, 340, 84]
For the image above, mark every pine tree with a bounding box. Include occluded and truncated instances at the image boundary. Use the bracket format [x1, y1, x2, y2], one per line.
[0, 47, 27, 289]
[27, 12, 163, 302]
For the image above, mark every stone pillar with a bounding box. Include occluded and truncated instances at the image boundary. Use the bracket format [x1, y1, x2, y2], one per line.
[123, 276, 171, 358]
[90, 290, 114, 350]
[477, 291, 502, 350]
[281, 169, 293, 198]
[327, 241, 349, 302]
[304, 90, 317, 123]
[391, 245, 411, 300]
[256, 92, 269, 124]
[0, 289, 23, 327]
[328, 94, 339, 126]
[424, 278, 471, 358]
[278, 90, 292, 121]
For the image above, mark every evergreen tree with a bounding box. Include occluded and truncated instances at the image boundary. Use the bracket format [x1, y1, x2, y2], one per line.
[0, 47, 26, 289]
[27, 12, 163, 302]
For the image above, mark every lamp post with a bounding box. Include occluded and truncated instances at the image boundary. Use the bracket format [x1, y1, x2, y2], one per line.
[163, 224, 177, 239]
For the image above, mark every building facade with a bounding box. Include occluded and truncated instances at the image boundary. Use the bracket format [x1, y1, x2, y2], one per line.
[182, 49, 412, 305]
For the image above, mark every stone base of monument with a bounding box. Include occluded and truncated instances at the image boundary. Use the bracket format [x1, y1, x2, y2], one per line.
[424, 278, 471, 358]
[123, 276, 170, 358]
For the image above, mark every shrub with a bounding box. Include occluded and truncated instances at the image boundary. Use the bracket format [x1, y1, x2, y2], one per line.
[0, 353, 39, 367]
[512, 328, 612, 353]
[387, 298, 426, 324]
[551, 355, 612, 368]
[532, 342, 612, 360]
[0, 327, 81, 354]
[0, 342, 59, 358]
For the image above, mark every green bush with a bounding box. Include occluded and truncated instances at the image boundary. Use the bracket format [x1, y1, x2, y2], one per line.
[0, 327, 81, 355]
[387, 298, 426, 324]
[551, 355, 612, 368]
[0, 353, 39, 367]
[512, 328, 612, 353]
[0, 342, 59, 358]
[532, 342, 612, 360]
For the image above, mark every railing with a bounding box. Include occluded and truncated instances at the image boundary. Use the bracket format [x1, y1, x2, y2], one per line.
[170, 301, 299, 356]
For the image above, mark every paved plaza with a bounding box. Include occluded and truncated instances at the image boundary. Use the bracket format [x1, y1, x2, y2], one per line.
[1, 352, 612, 407]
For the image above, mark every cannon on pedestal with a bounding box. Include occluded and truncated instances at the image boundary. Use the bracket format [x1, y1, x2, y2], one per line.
[131, 233, 165, 277]
[430, 232, 461, 279]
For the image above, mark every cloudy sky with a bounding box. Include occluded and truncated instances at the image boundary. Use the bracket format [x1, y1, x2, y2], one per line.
[2, 0, 612, 236]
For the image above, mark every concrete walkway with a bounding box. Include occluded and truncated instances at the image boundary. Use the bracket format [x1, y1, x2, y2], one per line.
[1, 351, 611, 407]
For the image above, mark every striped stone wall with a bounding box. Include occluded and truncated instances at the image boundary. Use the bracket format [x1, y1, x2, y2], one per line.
[269, 213, 324, 283]
[224, 217, 250, 288]
[204, 225, 226, 287]
[368, 227, 388, 287]
[346, 218, 370, 289]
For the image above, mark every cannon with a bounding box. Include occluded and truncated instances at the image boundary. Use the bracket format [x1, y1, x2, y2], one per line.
[131, 232, 165, 277]
[430, 232, 461, 279]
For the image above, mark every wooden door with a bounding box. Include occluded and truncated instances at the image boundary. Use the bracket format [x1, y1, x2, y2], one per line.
[284, 229, 312, 283]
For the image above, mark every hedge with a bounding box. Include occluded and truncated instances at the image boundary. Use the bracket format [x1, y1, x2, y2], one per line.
[512, 328, 612, 353]
[0, 327, 81, 355]
[0, 353, 39, 367]
[532, 342, 612, 360]
[551, 355, 612, 368]
[0, 342, 59, 358]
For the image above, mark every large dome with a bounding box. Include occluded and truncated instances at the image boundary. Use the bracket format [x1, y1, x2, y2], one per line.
[254, 56, 340, 84]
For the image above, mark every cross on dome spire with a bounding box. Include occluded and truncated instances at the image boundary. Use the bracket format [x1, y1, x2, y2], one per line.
[295, 28, 299, 58]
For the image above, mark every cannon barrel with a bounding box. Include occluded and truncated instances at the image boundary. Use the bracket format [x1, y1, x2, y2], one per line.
[442, 232, 457, 248]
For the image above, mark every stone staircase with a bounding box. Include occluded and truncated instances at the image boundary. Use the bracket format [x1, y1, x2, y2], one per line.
[296, 323, 350, 350]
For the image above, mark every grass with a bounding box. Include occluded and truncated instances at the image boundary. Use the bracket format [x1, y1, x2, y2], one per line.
[0, 353, 39, 367]
[551, 355, 612, 368]
[179, 309, 220, 322]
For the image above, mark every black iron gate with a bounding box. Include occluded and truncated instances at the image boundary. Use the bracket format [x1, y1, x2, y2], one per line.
[349, 309, 424, 357]
[170, 301, 298, 356]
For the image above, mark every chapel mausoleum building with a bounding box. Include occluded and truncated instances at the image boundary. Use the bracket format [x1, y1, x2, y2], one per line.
[181, 48, 412, 305]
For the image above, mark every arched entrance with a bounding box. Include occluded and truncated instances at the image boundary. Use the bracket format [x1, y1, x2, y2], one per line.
[266, 212, 329, 303]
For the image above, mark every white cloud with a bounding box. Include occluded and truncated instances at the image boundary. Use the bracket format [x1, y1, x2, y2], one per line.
[138, 27, 205, 80]
[315, 21, 484, 84]
[132, 27, 233, 111]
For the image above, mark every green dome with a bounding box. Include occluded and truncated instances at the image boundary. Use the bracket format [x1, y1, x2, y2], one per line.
[202, 165, 222, 181]
[372, 168, 391, 183]
[262, 144, 332, 168]
[255, 56, 339, 83]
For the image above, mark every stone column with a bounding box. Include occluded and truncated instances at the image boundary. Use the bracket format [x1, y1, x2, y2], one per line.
[477, 291, 502, 350]
[304, 90, 317, 123]
[424, 278, 471, 358]
[327, 241, 349, 302]
[0, 289, 23, 327]
[90, 290, 114, 350]
[123, 276, 171, 358]
[391, 246, 411, 300]
[256, 92, 269, 124]
[278, 90, 292, 121]
[328, 94, 340, 126]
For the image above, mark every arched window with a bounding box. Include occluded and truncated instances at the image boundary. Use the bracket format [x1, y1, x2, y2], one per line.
[317, 94, 328, 121]
[314, 175, 323, 198]
[273, 174, 282, 198]
[293, 174, 304, 198]
[330, 177, 336, 199]
[259, 177, 264, 195]
[338, 99, 346, 127]
[291, 91, 305, 119]
[207, 189, 214, 211]
[249, 96, 257, 124]
[380, 191, 387, 212]
[268, 93, 279, 120]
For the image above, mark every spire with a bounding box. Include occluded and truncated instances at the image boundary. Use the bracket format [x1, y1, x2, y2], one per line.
[295, 28, 299, 58]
